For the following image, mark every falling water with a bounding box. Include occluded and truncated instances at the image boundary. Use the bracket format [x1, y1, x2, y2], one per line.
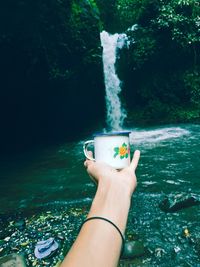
[100, 31, 128, 130]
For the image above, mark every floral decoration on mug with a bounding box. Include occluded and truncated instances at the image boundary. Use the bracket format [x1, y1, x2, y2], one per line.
[113, 143, 129, 159]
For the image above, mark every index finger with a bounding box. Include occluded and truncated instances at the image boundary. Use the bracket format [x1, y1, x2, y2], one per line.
[129, 150, 140, 171]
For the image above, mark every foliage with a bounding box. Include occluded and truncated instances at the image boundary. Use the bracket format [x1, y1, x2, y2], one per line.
[95, 0, 116, 32]
[184, 68, 200, 106]
[115, 0, 200, 116]
[154, 0, 200, 46]
[116, 0, 160, 29]
[69, 0, 101, 68]
[0, 0, 104, 151]
[126, 27, 156, 68]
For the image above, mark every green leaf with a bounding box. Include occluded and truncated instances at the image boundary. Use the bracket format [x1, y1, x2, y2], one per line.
[114, 147, 119, 152]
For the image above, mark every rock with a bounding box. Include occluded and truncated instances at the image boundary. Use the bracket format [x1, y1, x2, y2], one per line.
[0, 253, 26, 267]
[11, 247, 19, 252]
[159, 193, 200, 212]
[57, 234, 65, 241]
[14, 220, 26, 231]
[0, 230, 9, 240]
[32, 260, 37, 266]
[20, 241, 29, 247]
[4, 237, 11, 242]
[122, 241, 146, 259]
[27, 230, 37, 239]
[42, 261, 49, 265]
[155, 247, 166, 258]
[174, 246, 181, 253]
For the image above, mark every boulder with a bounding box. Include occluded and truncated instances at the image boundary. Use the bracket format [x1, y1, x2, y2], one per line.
[0, 253, 26, 267]
[159, 193, 200, 212]
[122, 241, 146, 259]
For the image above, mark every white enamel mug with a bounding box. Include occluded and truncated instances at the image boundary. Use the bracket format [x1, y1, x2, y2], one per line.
[83, 132, 131, 169]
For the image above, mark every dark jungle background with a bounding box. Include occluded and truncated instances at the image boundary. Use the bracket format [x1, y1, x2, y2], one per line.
[0, 0, 199, 153]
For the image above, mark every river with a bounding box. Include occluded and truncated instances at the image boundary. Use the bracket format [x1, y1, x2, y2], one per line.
[0, 123, 200, 265]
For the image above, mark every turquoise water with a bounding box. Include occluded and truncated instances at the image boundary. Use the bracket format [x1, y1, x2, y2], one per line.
[0, 123, 200, 265]
[1, 124, 199, 213]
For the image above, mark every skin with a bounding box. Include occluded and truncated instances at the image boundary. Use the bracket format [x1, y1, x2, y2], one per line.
[60, 150, 140, 267]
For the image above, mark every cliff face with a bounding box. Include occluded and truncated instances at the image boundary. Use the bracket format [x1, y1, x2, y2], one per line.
[0, 0, 105, 152]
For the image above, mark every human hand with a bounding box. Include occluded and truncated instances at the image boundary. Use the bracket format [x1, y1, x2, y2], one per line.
[84, 150, 140, 198]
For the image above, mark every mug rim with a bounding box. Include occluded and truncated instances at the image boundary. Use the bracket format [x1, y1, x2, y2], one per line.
[93, 131, 131, 137]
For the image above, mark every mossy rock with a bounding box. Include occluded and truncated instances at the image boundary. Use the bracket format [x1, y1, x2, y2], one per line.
[0, 253, 26, 267]
[122, 241, 146, 259]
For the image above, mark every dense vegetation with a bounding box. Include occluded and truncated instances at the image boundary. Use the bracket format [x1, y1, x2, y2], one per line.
[115, 0, 200, 123]
[0, 0, 199, 152]
[0, 0, 105, 152]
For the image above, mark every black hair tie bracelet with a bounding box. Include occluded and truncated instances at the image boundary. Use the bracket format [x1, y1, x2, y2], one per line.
[80, 216, 125, 257]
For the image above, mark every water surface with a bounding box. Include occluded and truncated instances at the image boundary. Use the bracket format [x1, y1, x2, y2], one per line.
[0, 124, 199, 212]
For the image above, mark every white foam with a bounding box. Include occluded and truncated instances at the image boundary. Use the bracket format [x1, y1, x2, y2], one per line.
[130, 127, 190, 144]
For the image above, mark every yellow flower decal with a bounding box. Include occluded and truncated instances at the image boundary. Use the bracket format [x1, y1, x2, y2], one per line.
[114, 143, 129, 159]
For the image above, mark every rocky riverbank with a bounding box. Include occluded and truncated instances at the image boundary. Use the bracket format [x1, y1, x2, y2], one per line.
[0, 205, 88, 266]
[0, 202, 148, 267]
[1, 193, 200, 267]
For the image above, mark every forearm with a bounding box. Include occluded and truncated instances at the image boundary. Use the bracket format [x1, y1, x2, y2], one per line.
[89, 179, 131, 233]
[61, 180, 131, 267]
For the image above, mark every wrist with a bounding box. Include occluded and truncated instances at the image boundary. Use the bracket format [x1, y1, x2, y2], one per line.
[89, 179, 131, 233]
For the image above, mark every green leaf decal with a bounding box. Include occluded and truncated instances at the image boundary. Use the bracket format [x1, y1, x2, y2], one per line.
[114, 153, 118, 158]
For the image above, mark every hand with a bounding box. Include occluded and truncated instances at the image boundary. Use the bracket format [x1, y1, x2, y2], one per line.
[84, 150, 140, 198]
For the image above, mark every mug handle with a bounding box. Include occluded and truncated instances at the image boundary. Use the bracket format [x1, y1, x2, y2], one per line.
[83, 140, 95, 161]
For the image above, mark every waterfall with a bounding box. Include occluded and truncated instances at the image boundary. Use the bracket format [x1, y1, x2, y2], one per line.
[100, 31, 128, 131]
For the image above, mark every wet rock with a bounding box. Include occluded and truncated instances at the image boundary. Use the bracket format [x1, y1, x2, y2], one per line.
[0, 253, 26, 266]
[122, 241, 146, 259]
[27, 230, 37, 239]
[11, 247, 19, 252]
[159, 193, 200, 212]
[20, 241, 29, 247]
[32, 259, 38, 266]
[154, 247, 166, 258]
[174, 246, 181, 253]
[4, 237, 11, 242]
[0, 230, 10, 240]
[14, 220, 26, 231]
[57, 234, 65, 241]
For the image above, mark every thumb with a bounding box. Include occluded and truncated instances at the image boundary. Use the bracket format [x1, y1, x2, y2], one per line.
[129, 150, 140, 171]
